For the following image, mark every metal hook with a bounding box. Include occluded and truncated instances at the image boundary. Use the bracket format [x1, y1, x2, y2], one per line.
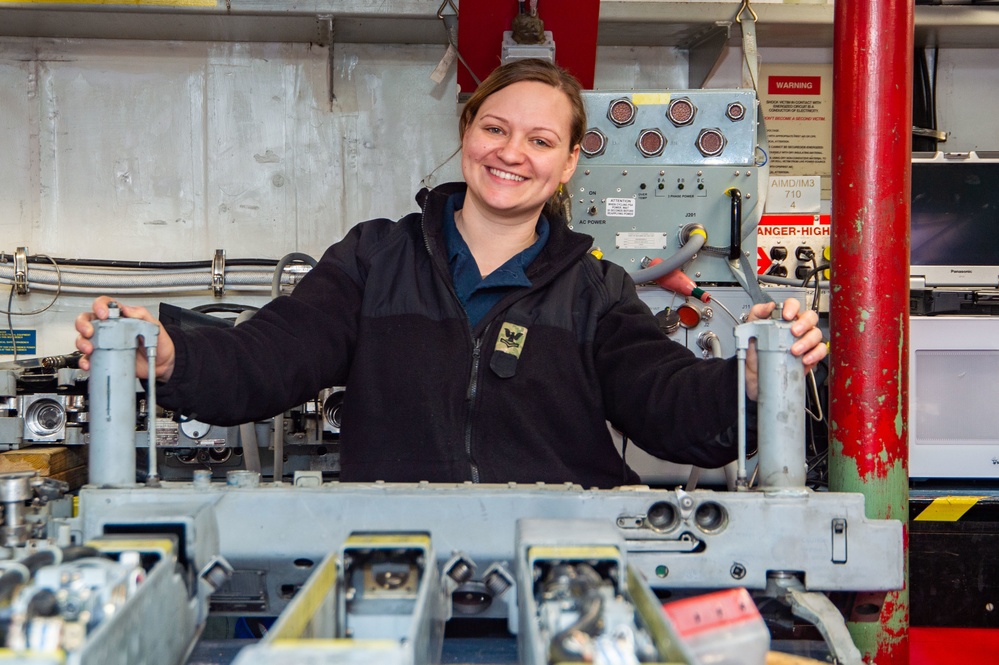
[437, 0, 458, 20]
[736, 0, 758, 23]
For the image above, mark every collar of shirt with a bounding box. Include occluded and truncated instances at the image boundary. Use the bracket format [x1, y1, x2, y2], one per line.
[442, 192, 550, 325]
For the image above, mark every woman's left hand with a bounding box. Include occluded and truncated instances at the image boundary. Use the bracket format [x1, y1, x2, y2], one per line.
[744, 299, 827, 401]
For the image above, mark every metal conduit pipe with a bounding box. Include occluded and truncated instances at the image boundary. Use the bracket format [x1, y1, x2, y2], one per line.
[235, 309, 262, 475]
[0, 265, 292, 288]
[0, 265, 278, 277]
[0, 284, 279, 297]
[267, 253, 318, 484]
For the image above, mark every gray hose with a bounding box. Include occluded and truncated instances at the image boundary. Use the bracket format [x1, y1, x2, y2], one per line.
[270, 252, 318, 299]
[626, 232, 706, 283]
[759, 273, 828, 287]
[268, 252, 318, 484]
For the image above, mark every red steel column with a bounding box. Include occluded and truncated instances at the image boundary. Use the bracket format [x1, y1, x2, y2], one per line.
[829, 0, 911, 663]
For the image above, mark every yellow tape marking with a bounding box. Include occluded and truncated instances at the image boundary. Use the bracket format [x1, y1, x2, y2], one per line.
[914, 496, 985, 522]
[632, 93, 671, 106]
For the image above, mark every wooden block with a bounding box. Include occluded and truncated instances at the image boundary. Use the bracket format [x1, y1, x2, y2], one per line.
[49, 465, 89, 491]
[0, 446, 89, 477]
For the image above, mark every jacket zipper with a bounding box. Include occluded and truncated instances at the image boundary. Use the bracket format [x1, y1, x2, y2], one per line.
[464, 333, 485, 483]
[419, 190, 489, 483]
[416, 187, 587, 482]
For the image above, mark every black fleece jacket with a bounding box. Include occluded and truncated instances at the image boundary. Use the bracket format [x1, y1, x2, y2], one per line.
[156, 182, 743, 487]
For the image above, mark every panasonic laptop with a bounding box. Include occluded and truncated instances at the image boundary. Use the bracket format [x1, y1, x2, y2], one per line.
[911, 151, 999, 290]
[909, 152, 999, 479]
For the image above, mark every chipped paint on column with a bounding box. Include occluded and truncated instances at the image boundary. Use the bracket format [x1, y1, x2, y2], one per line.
[830, 0, 911, 662]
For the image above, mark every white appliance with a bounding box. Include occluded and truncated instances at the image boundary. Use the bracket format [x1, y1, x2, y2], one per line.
[909, 315, 999, 478]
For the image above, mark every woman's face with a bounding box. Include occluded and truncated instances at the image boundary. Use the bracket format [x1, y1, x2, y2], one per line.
[461, 80, 580, 223]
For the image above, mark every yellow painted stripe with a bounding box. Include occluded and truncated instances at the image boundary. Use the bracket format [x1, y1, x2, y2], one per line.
[86, 537, 174, 555]
[267, 554, 339, 641]
[528, 545, 620, 560]
[914, 496, 985, 522]
[344, 533, 430, 549]
[0, 0, 217, 7]
[0, 649, 65, 662]
[632, 93, 670, 106]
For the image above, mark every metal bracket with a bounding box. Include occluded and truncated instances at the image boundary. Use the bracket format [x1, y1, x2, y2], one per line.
[319, 15, 335, 104]
[736, 0, 758, 24]
[199, 554, 235, 592]
[831, 518, 848, 564]
[13, 247, 28, 295]
[211, 249, 226, 297]
[766, 573, 864, 665]
[482, 562, 515, 598]
[913, 126, 948, 142]
[685, 22, 732, 90]
[437, 0, 458, 20]
[786, 587, 864, 665]
[443, 552, 477, 592]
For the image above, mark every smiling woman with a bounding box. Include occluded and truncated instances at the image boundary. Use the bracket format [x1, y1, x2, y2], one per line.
[457, 80, 580, 275]
[459, 59, 586, 221]
[75, 58, 827, 488]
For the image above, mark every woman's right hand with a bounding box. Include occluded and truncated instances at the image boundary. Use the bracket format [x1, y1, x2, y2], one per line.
[74, 296, 177, 382]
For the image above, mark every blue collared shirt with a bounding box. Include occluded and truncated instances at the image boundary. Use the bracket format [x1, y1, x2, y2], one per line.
[443, 193, 550, 328]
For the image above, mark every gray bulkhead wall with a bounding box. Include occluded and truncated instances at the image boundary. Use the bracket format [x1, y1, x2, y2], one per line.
[0, 37, 996, 355]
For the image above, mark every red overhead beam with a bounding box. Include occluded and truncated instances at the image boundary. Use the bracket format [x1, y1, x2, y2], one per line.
[456, 0, 600, 94]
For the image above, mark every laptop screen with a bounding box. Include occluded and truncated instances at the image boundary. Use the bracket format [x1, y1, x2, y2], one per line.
[911, 153, 999, 288]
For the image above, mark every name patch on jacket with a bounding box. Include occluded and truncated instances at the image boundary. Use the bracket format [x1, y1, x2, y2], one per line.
[491, 322, 527, 378]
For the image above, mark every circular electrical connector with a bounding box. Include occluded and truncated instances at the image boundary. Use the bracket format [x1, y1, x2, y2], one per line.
[580, 128, 608, 158]
[322, 389, 346, 433]
[636, 128, 666, 157]
[607, 98, 637, 127]
[646, 501, 680, 533]
[696, 128, 727, 157]
[25, 398, 66, 438]
[726, 101, 746, 121]
[676, 302, 703, 329]
[694, 501, 728, 533]
[678, 223, 706, 247]
[667, 97, 696, 126]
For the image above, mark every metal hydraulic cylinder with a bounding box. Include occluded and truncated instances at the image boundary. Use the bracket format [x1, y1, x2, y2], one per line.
[736, 319, 806, 492]
[88, 305, 159, 487]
